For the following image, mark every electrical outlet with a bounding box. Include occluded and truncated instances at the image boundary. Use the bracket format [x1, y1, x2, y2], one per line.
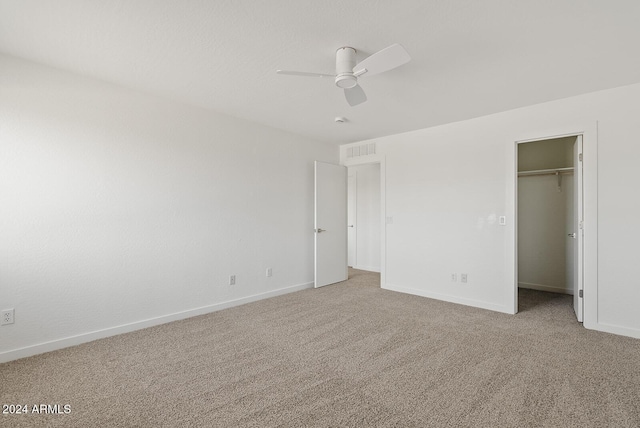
[229, 275, 236, 286]
[266, 268, 272, 277]
[461, 274, 468, 283]
[451, 273, 457, 282]
[1, 309, 15, 326]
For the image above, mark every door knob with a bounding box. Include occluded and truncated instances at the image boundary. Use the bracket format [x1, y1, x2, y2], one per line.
[315, 228, 326, 233]
[348, 225, 354, 228]
[568, 233, 576, 238]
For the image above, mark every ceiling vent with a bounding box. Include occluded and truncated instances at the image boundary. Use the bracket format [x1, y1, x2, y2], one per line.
[347, 143, 376, 159]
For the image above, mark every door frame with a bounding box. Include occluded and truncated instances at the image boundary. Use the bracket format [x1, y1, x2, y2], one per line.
[511, 123, 597, 330]
[343, 155, 386, 288]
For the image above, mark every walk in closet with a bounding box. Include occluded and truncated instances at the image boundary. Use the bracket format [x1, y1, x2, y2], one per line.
[517, 137, 577, 295]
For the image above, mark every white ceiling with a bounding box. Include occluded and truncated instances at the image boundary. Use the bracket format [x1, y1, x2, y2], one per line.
[1, 0, 640, 145]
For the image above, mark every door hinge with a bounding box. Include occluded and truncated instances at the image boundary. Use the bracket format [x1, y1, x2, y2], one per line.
[579, 220, 583, 230]
[579, 289, 583, 298]
[579, 153, 583, 162]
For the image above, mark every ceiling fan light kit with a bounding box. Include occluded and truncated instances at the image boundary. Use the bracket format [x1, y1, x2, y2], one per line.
[277, 43, 411, 106]
[335, 74, 357, 89]
[335, 47, 358, 89]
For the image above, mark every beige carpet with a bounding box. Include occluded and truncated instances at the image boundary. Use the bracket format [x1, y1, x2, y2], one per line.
[1, 269, 639, 427]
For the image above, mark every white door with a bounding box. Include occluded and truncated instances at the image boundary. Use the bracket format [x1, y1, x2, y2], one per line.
[314, 161, 348, 287]
[347, 173, 357, 267]
[572, 136, 584, 321]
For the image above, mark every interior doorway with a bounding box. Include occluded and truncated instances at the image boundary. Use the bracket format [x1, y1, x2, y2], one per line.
[516, 135, 583, 321]
[347, 163, 381, 274]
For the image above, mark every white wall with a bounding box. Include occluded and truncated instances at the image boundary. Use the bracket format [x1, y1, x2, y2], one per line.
[518, 175, 573, 294]
[0, 54, 337, 362]
[518, 137, 575, 171]
[341, 81, 640, 339]
[348, 164, 380, 272]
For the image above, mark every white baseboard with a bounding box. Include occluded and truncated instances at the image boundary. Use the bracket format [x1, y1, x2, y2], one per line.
[518, 282, 573, 295]
[589, 321, 640, 340]
[0, 282, 313, 364]
[384, 283, 512, 314]
[352, 265, 381, 273]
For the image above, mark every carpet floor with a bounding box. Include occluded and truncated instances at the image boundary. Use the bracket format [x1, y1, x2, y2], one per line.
[1, 269, 639, 427]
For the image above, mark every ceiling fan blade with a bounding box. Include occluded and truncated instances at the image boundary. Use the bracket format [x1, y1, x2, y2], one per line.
[344, 85, 367, 106]
[276, 70, 334, 78]
[352, 43, 411, 78]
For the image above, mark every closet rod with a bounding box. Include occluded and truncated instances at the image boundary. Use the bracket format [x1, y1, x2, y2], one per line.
[518, 167, 574, 177]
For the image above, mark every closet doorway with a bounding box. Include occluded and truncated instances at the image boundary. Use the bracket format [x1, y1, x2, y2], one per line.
[516, 135, 583, 321]
[347, 163, 381, 274]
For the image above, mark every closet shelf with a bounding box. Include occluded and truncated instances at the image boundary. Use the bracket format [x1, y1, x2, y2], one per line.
[518, 167, 574, 177]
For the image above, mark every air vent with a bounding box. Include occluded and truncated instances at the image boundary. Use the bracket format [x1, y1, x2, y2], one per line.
[346, 143, 376, 158]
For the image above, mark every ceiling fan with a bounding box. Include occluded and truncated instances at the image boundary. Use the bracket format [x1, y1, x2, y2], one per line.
[277, 44, 411, 106]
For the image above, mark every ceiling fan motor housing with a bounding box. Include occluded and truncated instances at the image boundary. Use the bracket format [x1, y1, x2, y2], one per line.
[335, 47, 357, 89]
